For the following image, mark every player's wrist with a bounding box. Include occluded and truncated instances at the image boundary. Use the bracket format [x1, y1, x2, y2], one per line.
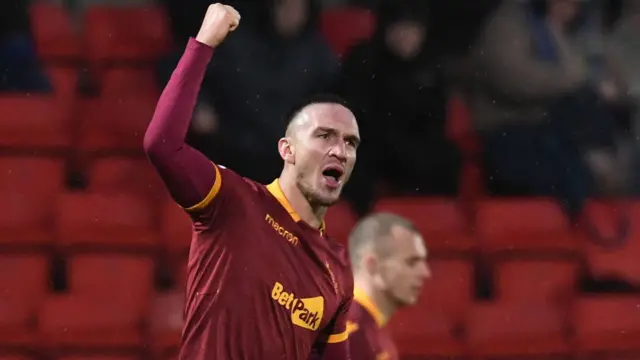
[187, 37, 215, 60]
[188, 37, 216, 52]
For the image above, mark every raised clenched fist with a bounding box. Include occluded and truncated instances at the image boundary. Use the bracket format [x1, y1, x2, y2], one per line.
[195, 3, 241, 48]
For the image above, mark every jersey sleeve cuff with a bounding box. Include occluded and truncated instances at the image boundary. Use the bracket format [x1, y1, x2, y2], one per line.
[326, 329, 349, 344]
[184, 163, 222, 212]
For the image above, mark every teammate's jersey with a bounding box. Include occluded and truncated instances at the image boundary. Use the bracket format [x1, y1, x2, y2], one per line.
[179, 164, 353, 360]
[347, 288, 398, 360]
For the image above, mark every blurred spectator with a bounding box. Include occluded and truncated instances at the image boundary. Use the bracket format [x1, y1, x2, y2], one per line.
[470, 0, 622, 217]
[340, 0, 460, 214]
[161, 0, 252, 47]
[159, 0, 339, 183]
[0, 1, 51, 92]
[607, 0, 640, 194]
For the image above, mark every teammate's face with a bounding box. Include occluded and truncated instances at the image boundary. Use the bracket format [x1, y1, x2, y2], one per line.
[385, 21, 425, 60]
[378, 226, 430, 306]
[274, 0, 307, 37]
[285, 103, 359, 206]
[548, 0, 580, 24]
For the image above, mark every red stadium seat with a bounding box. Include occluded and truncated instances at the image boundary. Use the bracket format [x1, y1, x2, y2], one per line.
[0, 298, 37, 349]
[77, 95, 157, 152]
[0, 96, 73, 149]
[88, 156, 167, 201]
[0, 254, 48, 348]
[47, 67, 79, 100]
[148, 290, 184, 356]
[387, 260, 473, 357]
[495, 260, 578, 306]
[573, 296, 640, 355]
[476, 198, 578, 254]
[0, 356, 34, 360]
[373, 198, 475, 254]
[83, 6, 171, 64]
[58, 356, 140, 360]
[467, 301, 571, 357]
[0, 254, 49, 300]
[0, 157, 64, 247]
[68, 254, 154, 310]
[582, 201, 640, 286]
[324, 201, 358, 245]
[39, 294, 143, 350]
[55, 191, 157, 250]
[29, 3, 80, 61]
[446, 94, 484, 208]
[160, 199, 192, 254]
[320, 8, 375, 57]
[101, 68, 159, 97]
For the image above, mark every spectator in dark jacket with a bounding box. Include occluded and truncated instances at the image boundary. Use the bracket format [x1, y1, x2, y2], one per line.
[0, 0, 51, 92]
[340, 0, 460, 214]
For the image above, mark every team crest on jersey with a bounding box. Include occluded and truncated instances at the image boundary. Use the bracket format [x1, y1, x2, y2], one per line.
[271, 282, 324, 331]
[376, 352, 390, 360]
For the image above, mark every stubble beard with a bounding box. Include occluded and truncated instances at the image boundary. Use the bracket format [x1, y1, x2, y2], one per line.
[297, 176, 340, 208]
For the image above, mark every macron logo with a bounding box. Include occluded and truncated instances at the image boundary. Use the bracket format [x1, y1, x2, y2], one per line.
[271, 282, 324, 331]
[265, 214, 299, 246]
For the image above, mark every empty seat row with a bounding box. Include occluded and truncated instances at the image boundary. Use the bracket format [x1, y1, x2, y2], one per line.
[0, 357, 153, 360]
[0, 73, 158, 151]
[30, 4, 171, 64]
[0, 255, 581, 306]
[2, 156, 640, 274]
[29, 4, 375, 63]
[2, 291, 639, 358]
[0, 256, 638, 357]
[0, 291, 182, 355]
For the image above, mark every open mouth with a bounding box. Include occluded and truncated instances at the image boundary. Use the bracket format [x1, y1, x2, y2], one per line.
[322, 165, 344, 186]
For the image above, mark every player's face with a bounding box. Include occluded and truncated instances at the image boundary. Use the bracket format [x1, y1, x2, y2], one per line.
[379, 226, 430, 306]
[293, 104, 359, 206]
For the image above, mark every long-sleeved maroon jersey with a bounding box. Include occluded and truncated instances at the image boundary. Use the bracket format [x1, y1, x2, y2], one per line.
[144, 38, 353, 360]
[347, 288, 398, 360]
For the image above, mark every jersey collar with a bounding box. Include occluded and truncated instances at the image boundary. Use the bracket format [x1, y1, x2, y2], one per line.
[354, 287, 387, 327]
[266, 179, 326, 233]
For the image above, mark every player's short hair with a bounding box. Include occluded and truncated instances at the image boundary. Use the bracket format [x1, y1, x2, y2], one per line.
[284, 93, 350, 134]
[348, 212, 418, 266]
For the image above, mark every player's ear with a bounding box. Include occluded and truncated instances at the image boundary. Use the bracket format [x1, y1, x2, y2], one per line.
[363, 253, 378, 276]
[278, 137, 295, 164]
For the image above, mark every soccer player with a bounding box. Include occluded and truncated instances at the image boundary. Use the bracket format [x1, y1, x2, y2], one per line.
[143, 3, 359, 360]
[346, 213, 431, 360]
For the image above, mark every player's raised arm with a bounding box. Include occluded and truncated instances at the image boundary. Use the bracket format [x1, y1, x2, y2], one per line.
[143, 3, 240, 210]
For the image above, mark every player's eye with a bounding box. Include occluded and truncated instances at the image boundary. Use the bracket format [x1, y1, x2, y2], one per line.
[346, 139, 357, 148]
[318, 133, 330, 139]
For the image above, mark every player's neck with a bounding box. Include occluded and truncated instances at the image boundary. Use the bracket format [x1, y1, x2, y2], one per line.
[354, 279, 397, 324]
[277, 175, 326, 229]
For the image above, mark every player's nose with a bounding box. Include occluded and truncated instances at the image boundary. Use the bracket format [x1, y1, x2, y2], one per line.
[328, 142, 347, 160]
[417, 261, 431, 280]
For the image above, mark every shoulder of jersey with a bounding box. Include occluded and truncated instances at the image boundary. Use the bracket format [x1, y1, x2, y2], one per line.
[220, 164, 267, 195]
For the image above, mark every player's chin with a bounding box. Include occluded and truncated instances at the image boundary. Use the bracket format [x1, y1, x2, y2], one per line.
[312, 184, 342, 205]
[403, 289, 423, 306]
[315, 190, 342, 207]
